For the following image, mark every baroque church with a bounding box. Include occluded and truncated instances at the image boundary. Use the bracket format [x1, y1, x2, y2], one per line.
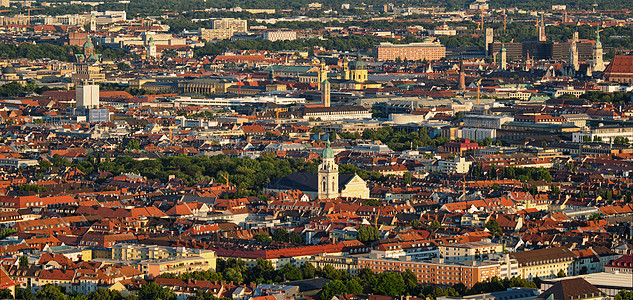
[264, 141, 370, 200]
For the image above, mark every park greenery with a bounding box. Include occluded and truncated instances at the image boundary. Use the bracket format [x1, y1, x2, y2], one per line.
[580, 91, 633, 104]
[0, 82, 60, 97]
[153, 257, 538, 300]
[338, 126, 449, 151]
[44, 152, 387, 196]
[5, 283, 174, 300]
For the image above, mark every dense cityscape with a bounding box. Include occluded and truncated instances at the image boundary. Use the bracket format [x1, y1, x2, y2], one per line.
[0, 0, 632, 299]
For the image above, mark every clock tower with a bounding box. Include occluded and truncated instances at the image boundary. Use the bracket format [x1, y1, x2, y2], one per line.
[318, 140, 339, 199]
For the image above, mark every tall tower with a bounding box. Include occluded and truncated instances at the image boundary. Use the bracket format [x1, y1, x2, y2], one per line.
[485, 28, 494, 56]
[318, 140, 339, 200]
[341, 57, 350, 80]
[321, 78, 331, 107]
[538, 14, 546, 42]
[570, 32, 579, 71]
[500, 43, 507, 70]
[592, 27, 605, 72]
[458, 56, 466, 90]
[525, 51, 532, 71]
[317, 59, 327, 90]
[90, 14, 96, 32]
[147, 36, 157, 59]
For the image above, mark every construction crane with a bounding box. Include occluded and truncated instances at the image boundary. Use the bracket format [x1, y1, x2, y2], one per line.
[167, 124, 180, 141]
[220, 173, 229, 186]
[273, 107, 288, 120]
[503, 10, 507, 31]
[480, 8, 484, 31]
[27, 7, 44, 26]
[476, 78, 483, 105]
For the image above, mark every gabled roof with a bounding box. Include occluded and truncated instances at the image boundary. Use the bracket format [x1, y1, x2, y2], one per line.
[537, 278, 603, 300]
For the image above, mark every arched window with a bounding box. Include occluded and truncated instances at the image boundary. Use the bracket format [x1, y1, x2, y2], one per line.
[322, 181, 326, 192]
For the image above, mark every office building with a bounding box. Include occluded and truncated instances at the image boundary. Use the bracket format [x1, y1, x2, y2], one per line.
[373, 40, 446, 62]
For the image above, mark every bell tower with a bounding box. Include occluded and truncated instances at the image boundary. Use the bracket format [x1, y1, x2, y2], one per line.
[318, 140, 339, 199]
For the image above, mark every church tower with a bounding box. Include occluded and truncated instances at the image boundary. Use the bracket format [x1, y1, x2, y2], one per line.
[321, 78, 331, 107]
[90, 14, 96, 32]
[317, 60, 327, 90]
[318, 140, 339, 200]
[500, 43, 507, 70]
[458, 56, 466, 90]
[570, 32, 579, 71]
[147, 36, 157, 59]
[592, 27, 605, 72]
[341, 57, 350, 80]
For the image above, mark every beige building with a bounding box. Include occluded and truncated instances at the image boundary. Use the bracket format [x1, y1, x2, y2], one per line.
[262, 30, 297, 41]
[439, 241, 504, 263]
[139, 255, 216, 279]
[509, 247, 576, 279]
[72, 63, 105, 85]
[373, 40, 446, 61]
[112, 244, 215, 261]
[200, 18, 247, 41]
[178, 78, 235, 94]
[438, 157, 472, 174]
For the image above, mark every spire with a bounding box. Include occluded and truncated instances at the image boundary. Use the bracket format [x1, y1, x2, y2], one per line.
[458, 55, 466, 91]
[500, 43, 507, 70]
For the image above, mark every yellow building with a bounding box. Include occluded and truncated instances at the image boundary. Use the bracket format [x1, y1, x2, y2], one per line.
[139, 254, 217, 279]
[334, 54, 381, 90]
[112, 244, 214, 260]
[509, 247, 576, 280]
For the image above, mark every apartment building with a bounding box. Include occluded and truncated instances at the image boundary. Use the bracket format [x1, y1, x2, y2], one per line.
[439, 241, 504, 263]
[357, 256, 502, 287]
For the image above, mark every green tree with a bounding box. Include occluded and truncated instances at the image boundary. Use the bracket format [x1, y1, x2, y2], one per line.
[556, 269, 566, 278]
[19, 255, 28, 266]
[87, 288, 124, 300]
[278, 264, 303, 281]
[362, 199, 381, 206]
[15, 287, 34, 300]
[126, 139, 140, 150]
[320, 279, 347, 300]
[255, 234, 272, 242]
[430, 220, 442, 229]
[403, 172, 412, 185]
[117, 62, 131, 70]
[137, 282, 175, 300]
[289, 232, 303, 244]
[357, 225, 379, 244]
[0, 289, 12, 300]
[485, 219, 503, 237]
[0, 228, 17, 239]
[223, 268, 244, 283]
[272, 228, 289, 243]
[36, 285, 68, 300]
[301, 263, 317, 279]
[39, 160, 52, 170]
[615, 290, 633, 300]
[374, 272, 406, 296]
